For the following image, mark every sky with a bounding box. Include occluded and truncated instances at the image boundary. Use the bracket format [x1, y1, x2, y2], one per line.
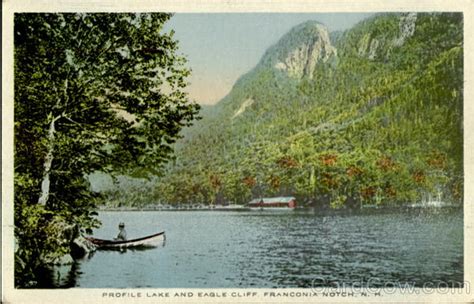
[164, 13, 374, 105]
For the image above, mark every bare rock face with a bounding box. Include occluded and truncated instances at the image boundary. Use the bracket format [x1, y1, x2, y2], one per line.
[228, 21, 338, 119]
[71, 235, 97, 258]
[358, 13, 418, 60]
[269, 21, 337, 79]
[394, 13, 417, 47]
[232, 98, 255, 119]
[367, 38, 380, 60]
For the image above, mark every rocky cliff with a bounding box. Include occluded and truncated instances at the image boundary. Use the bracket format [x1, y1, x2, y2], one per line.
[114, 13, 464, 209]
[265, 21, 337, 79]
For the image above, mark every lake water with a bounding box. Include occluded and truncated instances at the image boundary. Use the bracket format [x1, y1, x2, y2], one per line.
[60, 208, 463, 288]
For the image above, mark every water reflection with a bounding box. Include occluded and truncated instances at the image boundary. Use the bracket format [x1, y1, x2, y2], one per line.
[34, 261, 80, 289]
[48, 208, 463, 288]
[95, 242, 166, 253]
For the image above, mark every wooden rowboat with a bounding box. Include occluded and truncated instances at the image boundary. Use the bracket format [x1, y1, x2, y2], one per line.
[86, 231, 166, 249]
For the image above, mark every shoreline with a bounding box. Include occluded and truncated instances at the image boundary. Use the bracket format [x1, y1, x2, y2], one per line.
[97, 205, 462, 212]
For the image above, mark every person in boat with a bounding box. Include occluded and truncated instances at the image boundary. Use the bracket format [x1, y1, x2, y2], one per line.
[114, 222, 127, 241]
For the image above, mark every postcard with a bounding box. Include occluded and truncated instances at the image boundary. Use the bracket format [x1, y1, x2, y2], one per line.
[2, 0, 473, 303]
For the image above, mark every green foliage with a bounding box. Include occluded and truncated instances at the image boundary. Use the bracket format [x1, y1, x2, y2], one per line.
[104, 13, 463, 211]
[14, 13, 200, 287]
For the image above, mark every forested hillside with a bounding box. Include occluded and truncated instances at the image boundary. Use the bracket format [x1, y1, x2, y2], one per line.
[103, 13, 463, 209]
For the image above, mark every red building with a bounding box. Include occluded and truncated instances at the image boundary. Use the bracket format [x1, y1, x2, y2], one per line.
[248, 197, 297, 209]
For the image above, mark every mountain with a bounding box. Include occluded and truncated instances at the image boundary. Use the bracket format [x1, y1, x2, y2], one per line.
[103, 13, 463, 209]
[259, 21, 337, 79]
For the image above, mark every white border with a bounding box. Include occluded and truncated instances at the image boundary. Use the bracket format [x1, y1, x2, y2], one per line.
[3, 1, 473, 303]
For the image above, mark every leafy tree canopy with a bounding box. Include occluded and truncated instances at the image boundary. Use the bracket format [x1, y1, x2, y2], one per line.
[14, 13, 200, 287]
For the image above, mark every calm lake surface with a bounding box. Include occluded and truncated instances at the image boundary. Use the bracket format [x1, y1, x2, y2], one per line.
[67, 208, 462, 288]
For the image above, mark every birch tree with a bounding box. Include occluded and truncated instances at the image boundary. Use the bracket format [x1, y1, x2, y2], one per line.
[14, 13, 200, 286]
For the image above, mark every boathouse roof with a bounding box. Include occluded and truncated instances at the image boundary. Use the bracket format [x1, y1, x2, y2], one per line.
[248, 197, 296, 204]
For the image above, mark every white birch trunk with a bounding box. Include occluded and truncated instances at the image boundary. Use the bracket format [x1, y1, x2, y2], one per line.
[38, 115, 59, 206]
